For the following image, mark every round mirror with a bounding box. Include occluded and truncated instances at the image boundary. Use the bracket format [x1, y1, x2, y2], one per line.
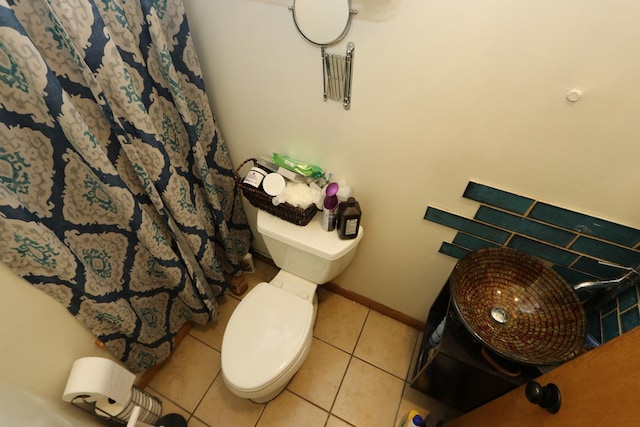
[292, 0, 352, 46]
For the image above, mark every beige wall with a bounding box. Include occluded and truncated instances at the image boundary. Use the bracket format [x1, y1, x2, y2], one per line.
[0, 0, 637, 416]
[184, 0, 640, 322]
[0, 262, 116, 425]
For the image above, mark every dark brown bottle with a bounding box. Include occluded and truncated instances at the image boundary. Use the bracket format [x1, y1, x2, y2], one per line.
[337, 197, 361, 239]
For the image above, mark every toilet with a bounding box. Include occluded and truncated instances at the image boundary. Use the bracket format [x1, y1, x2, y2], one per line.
[221, 209, 363, 403]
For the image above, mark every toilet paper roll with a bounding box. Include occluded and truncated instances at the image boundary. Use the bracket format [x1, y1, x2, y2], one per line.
[62, 357, 135, 404]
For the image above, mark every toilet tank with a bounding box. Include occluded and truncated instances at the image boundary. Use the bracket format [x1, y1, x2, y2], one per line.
[257, 210, 363, 284]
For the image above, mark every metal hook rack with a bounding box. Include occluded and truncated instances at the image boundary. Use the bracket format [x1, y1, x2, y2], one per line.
[288, 1, 357, 109]
[322, 42, 355, 110]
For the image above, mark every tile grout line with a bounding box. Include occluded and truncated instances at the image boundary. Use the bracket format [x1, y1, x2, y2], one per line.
[323, 308, 371, 426]
[393, 332, 423, 425]
[188, 369, 222, 426]
[325, 354, 354, 426]
[147, 385, 211, 427]
[155, 262, 420, 426]
[261, 314, 373, 427]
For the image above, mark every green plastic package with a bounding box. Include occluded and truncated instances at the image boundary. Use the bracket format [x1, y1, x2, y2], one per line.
[272, 153, 324, 178]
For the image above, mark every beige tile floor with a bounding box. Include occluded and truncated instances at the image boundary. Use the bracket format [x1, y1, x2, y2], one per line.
[146, 258, 453, 427]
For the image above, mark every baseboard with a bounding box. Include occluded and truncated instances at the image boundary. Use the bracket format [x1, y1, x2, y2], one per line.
[252, 251, 425, 331]
[321, 282, 425, 331]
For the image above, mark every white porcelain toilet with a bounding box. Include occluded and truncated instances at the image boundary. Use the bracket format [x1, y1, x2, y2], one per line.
[221, 209, 363, 403]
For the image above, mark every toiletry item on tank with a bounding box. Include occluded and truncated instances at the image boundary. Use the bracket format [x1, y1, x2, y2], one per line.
[272, 153, 325, 178]
[243, 166, 267, 188]
[276, 166, 307, 183]
[262, 173, 286, 196]
[321, 183, 339, 231]
[337, 197, 361, 239]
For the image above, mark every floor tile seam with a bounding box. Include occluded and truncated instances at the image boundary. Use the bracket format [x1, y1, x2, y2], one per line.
[253, 395, 272, 427]
[352, 308, 372, 353]
[146, 386, 195, 422]
[282, 350, 356, 417]
[329, 354, 405, 427]
[351, 345, 415, 381]
[226, 292, 243, 302]
[404, 332, 423, 382]
[187, 331, 222, 354]
[311, 305, 370, 355]
[351, 354, 410, 382]
[351, 327, 422, 382]
[146, 385, 184, 412]
[284, 342, 357, 421]
[315, 305, 375, 420]
[324, 353, 355, 422]
[187, 414, 212, 427]
[282, 388, 332, 421]
[254, 403, 265, 427]
[325, 412, 357, 427]
[189, 368, 225, 423]
[311, 334, 358, 356]
[391, 387, 406, 427]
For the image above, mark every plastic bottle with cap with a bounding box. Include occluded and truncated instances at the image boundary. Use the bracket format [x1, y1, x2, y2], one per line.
[410, 414, 424, 427]
[427, 318, 446, 348]
[321, 183, 339, 231]
[336, 197, 361, 239]
[400, 410, 424, 427]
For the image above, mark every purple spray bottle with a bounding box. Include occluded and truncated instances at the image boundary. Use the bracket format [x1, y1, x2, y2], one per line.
[321, 182, 339, 231]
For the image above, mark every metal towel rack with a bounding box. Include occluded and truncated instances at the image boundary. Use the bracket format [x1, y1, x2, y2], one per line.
[322, 42, 355, 110]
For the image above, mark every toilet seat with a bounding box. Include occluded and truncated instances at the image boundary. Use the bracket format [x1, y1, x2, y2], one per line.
[221, 282, 315, 394]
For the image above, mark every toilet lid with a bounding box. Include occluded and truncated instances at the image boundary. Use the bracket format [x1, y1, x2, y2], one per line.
[221, 283, 314, 391]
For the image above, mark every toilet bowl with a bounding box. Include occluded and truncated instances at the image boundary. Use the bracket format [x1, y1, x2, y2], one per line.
[221, 210, 363, 402]
[221, 271, 317, 403]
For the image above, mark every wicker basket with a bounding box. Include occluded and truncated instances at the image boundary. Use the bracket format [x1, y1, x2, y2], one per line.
[235, 158, 318, 226]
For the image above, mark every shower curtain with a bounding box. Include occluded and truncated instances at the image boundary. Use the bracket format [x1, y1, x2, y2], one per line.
[0, 0, 251, 372]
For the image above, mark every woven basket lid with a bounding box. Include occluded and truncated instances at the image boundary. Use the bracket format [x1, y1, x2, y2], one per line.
[450, 247, 586, 365]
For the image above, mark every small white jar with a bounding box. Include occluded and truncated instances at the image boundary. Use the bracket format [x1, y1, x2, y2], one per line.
[262, 173, 286, 196]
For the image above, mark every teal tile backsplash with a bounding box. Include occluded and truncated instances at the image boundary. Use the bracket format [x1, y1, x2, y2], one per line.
[529, 203, 640, 247]
[621, 307, 640, 333]
[452, 233, 499, 252]
[602, 311, 620, 342]
[619, 285, 638, 311]
[507, 235, 579, 266]
[425, 181, 640, 345]
[475, 206, 576, 246]
[570, 237, 640, 266]
[424, 207, 510, 243]
[463, 181, 534, 214]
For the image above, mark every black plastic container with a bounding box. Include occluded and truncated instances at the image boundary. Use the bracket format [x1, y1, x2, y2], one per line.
[337, 197, 361, 239]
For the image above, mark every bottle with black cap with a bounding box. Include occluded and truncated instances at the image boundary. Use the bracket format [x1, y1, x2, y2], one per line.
[336, 197, 361, 239]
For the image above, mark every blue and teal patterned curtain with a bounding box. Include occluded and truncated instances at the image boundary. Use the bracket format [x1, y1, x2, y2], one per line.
[0, 0, 251, 372]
